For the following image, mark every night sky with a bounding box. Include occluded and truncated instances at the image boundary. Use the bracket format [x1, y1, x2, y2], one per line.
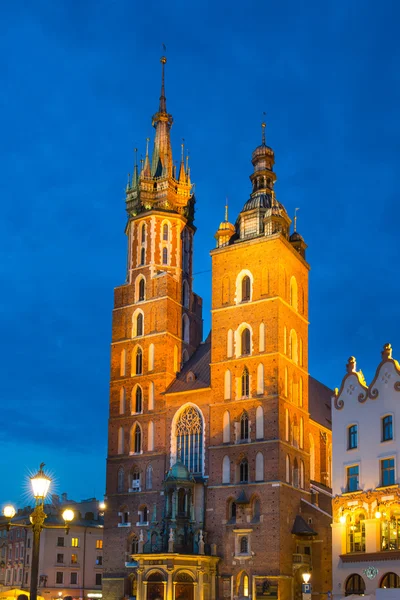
[1, 1, 400, 506]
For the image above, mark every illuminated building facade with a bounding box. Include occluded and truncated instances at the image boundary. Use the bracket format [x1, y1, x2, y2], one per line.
[332, 344, 400, 595]
[103, 58, 333, 600]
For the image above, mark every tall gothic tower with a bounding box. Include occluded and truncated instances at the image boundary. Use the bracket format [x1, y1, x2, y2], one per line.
[103, 61, 332, 600]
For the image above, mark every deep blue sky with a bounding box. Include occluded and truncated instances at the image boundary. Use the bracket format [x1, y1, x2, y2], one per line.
[1, 0, 400, 506]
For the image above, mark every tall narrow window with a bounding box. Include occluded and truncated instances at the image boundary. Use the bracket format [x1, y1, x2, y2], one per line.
[382, 415, 393, 441]
[286, 455, 290, 483]
[117, 467, 124, 492]
[227, 329, 233, 357]
[346, 465, 359, 492]
[182, 280, 189, 308]
[381, 509, 400, 550]
[148, 421, 154, 451]
[163, 223, 169, 241]
[243, 575, 249, 597]
[381, 458, 395, 486]
[175, 406, 203, 474]
[138, 278, 145, 301]
[136, 313, 143, 337]
[223, 410, 230, 443]
[257, 363, 264, 395]
[120, 349, 126, 377]
[222, 455, 230, 484]
[241, 276, 251, 302]
[299, 417, 304, 449]
[148, 381, 154, 410]
[259, 322, 265, 352]
[146, 465, 153, 490]
[141, 224, 146, 243]
[133, 425, 141, 454]
[140, 247, 145, 265]
[224, 370, 231, 401]
[346, 513, 366, 553]
[118, 427, 124, 455]
[239, 459, 249, 483]
[162, 247, 168, 265]
[148, 344, 155, 371]
[241, 368, 249, 398]
[240, 537, 248, 553]
[119, 387, 126, 415]
[135, 386, 143, 413]
[256, 406, 264, 439]
[285, 409, 290, 442]
[240, 412, 249, 441]
[300, 460, 305, 488]
[255, 452, 264, 481]
[135, 348, 143, 375]
[241, 328, 251, 355]
[290, 276, 298, 311]
[182, 314, 189, 343]
[348, 425, 358, 449]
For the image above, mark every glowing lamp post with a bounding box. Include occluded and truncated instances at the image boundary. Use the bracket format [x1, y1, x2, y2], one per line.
[3, 464, 74, 600]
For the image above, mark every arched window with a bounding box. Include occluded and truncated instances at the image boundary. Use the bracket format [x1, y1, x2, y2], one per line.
[140, 247, 145, 265]
[290, 276, 298, 311]
[224, 370, 231, 401]
[227, 329, 233, 357]
[130, 469, 140, 491]
[240, 412, 249, 441]
[257, 363, 264, 395]
[293, 458, 299, 488]
[309, 434, 315, 480]
[241, 328, 251, 355]
[346, 513, 366, 553]
[259, 322, 265, 352]
[134, 386, 143, 413]
[222, 455, 230, 484]
[182, 281, 189, 308]
[162, 247, 168, 265]
[228, 500, 236, 523]
[299, 417, 304, 449]
[286, 455, 290, 483]
[283, 326, 287, 354]
[131, 425, 142, 454]
[163, 223, 169, 241]
[380, 573, 400, 588]
[252, 498, 261, 522]
[285, 409, 290, 442]
[381, 508, 400, 550]
[345, 574, 365, 596]
[136, 313, 143, 337]
[148, 381, 154, 410]
[135, 348, 143, 375]
[300, 460, 305, 489]
[242, 574, 249, 597]
[175, 405, 203, 474]
[239, 459, 249, 483]
[182, 314, 189, 343]
[131, 535, 139, 554]
[138, 278, 145, 301]
[139, 505, 148, 524]
[118, 427, 124, 455]
[284, 367, 288, 397]
[117, 467, 124, 492]
[146, 465, 153, 490]
[240, 537, 248, 553]
[255, 452, 264, 481]
[256, 406, 264, 439]
[241, 368, 250, 398]
[299, 377, 303, 407]
[241, 276, 251, 302]
[119, 387, 126, 415]
[148, 344, 155, 371]
[223, 410, 230, 443]
[148, 421, 154, 451]
[289, 329, 298, 364]
[120, 349, 126, 376]
[141, 223, 146, 243]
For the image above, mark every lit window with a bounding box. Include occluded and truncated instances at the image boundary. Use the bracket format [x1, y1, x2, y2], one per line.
[380, 573, 400, 588]
[346, 465, 359, 492]
[381, 509, 400, 550]
[71, 553, 78, 564]
[345, 574, 365, 595]
[96, 540, 103, 549]
[243, 574, 249, 597]
[348, 425, 358, 449]
[346, 513, 366, 553]
[381, 458, 395, 486]
[71, 538, 79, 548]
[382, 415, 393, 442]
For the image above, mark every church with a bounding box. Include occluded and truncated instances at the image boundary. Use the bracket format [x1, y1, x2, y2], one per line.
[103, 57, 333, 600]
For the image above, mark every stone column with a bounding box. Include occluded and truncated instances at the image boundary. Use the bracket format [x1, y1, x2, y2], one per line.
[197, 568, 204, 600]
[167, 569, 173, 600]
[210, 567, 217, 600]
[137, 568, 144, 600]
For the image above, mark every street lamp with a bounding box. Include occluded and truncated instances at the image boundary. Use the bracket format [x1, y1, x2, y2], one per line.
[302, 572, 312, 600]
[3, 464, 74, 600]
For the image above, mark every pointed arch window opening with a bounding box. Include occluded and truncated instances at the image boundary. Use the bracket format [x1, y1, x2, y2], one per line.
[240, 459, 249, 483]
[141, 224, 146, 244]
[140, 247, 145, 266]
[136, 348, 143, 375]
[241, 368, 250, 398]
[162, 247, 168, 265]
[175, 406, 203, 475]
[136, 313, 144, 337]
[135, 386, 143, 414]
[241, 328, 251, 356]
[240, 411, 249, 441]
[241, 276, 251, 302]
[163, 223, 169, 241]
[138, 278, 145, 302]
[134, 425, 142, 454]
[240, 536, 249, 554]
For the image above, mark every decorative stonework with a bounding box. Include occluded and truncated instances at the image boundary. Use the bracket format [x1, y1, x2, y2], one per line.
[363, 566, 378, 580]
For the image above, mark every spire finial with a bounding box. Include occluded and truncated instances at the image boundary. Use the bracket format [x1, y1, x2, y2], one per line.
[132, 148, 139, 187]
[294, 207, 299, 232]
[146, 137, 150, 158]
[179, 138, 186, 182]
[181, 138, 185, 162]
[261, 112, 266, 145]
[225, 198, 229, 222]
[159, 50, 167, 113]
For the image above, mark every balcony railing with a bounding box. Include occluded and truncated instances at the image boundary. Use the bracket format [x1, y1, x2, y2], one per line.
[293, 553, 311, 565]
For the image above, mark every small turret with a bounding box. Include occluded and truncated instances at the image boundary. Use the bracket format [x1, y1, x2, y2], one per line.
[215, 202, 235, 248]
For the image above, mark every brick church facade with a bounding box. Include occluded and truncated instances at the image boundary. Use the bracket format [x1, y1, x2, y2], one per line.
[103, 58, 333, 600]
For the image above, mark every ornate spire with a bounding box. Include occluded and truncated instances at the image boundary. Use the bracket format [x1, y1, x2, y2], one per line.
[261, 121, 266, 146]
[132, 148, 139, 187]
[143, 138, 151, 177]
[179, 139, 186, 182]
[151, 57, 174, 177]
